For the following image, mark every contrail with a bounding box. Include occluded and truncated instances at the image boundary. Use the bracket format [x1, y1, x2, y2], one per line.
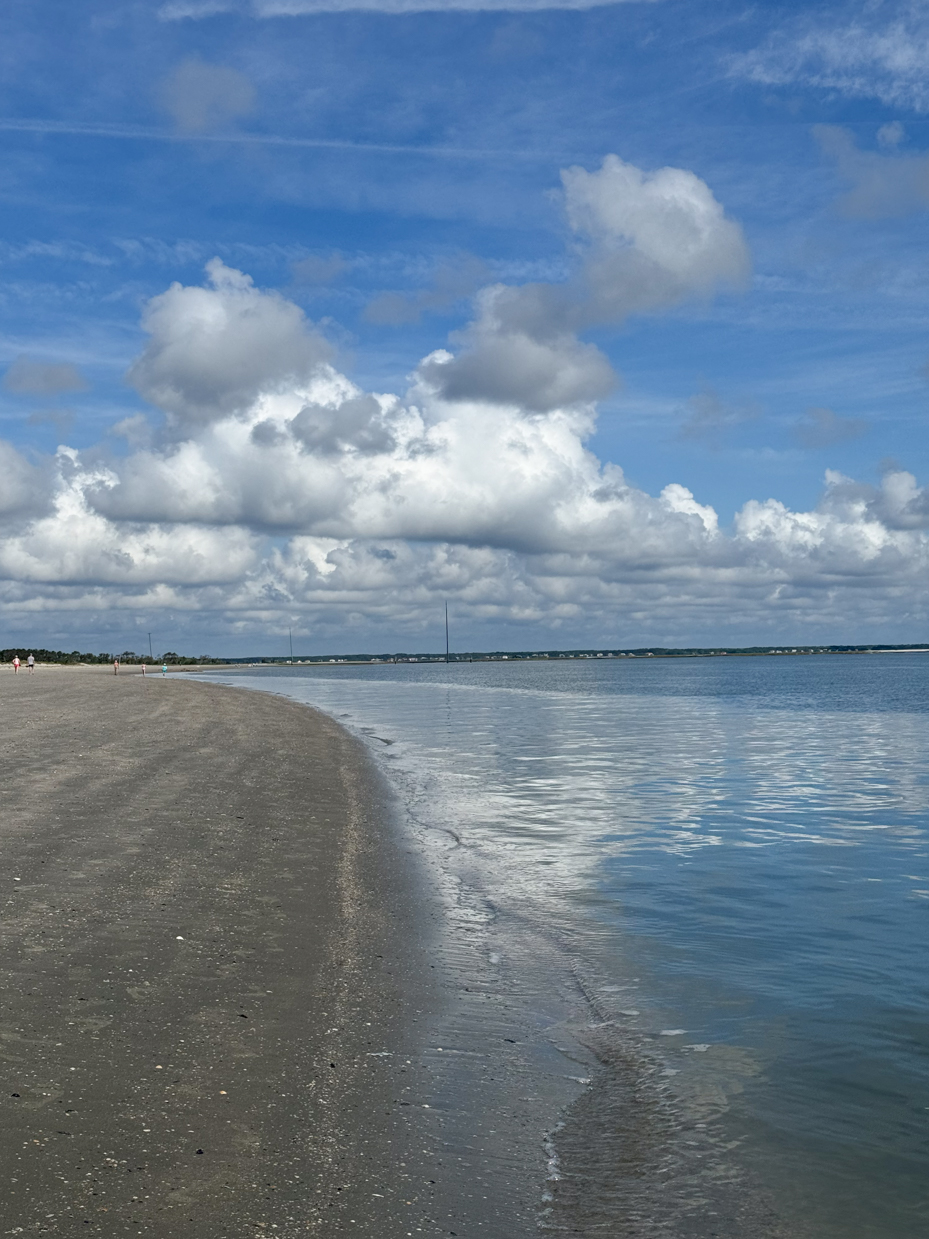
[0, 117, 551, 161]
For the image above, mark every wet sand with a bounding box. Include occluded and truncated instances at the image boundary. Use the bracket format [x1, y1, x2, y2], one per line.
[0, 668, 450, 1237]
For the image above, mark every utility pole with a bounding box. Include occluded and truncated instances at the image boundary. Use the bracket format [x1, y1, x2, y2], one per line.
[289, 628, 294, 664]
[148, 632, 153, 660]
[445, 602, 449, 664]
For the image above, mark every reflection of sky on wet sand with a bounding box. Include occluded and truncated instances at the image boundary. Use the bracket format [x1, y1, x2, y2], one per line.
[207, 656, 929, 1238]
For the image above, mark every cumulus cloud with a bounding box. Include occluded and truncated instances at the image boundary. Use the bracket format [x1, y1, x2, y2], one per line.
[6, 156, 929, 646]
[561, 155, 750, 312]
[127, 258, 333, 430]
[792, 406, 868, 449]
[158, 57, 256, 133]
[0, 449, 258, 586]
[730, 6, 929, 112]
[419, 333, 616, 411]
[24, 437, 929, 647]
[4, 357, 88, 395]
[8, 376, 929, 643]
[870, 467, 929, 530]
[426, 154, 749, 410]
[286, 394, 398, 455]
[814, 125, 929, 217]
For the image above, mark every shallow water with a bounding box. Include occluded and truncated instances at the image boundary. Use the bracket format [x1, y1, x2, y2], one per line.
[203, 654, 929, 1237]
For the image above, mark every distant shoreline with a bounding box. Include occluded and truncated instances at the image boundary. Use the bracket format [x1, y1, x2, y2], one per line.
[9, 643, 929, 671]
[192, 644, 929, 667]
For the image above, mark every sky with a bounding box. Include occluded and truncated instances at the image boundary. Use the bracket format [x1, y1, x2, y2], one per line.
[2, 0, 929, 655]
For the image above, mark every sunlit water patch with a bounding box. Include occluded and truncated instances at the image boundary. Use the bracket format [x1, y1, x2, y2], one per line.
[199, 655, 929, 1237]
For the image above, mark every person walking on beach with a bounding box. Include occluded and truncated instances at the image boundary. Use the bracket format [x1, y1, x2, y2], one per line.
[12, 655, 19, 673]
[141, 661, 146, 677]
[162, 662, 167, 677]
[27, 654, 34, 673]
[113, 657, 120, 675]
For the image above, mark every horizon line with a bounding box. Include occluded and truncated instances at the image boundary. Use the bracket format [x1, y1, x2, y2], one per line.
[7, 643, 929, 664]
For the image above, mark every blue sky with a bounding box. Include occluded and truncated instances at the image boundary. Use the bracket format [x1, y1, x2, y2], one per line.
[2, 0, 929, 655]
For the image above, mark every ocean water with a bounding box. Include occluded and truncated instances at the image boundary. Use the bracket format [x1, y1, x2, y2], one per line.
[201, 654, 929, 1237]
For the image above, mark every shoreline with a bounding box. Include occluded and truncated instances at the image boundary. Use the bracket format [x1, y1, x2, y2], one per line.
[191, 671, 581, 1238]
[12, 642, 929, 679]
[198, 665, 807, 1239]
[0, 669, 471, 1236]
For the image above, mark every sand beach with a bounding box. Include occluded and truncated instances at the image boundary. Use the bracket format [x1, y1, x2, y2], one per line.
[0, 668, 458, 1237]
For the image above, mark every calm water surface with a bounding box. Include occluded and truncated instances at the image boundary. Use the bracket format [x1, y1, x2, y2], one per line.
[205, 654, 929, 1237]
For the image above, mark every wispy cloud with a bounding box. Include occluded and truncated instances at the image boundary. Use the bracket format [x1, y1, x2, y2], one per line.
[792, 406, 868, 450]
[4, 357, 88, 396]
[158, 58, 256, 134]
[364, 254, 490, 325]
[730, 4, 929, 112]
[677, 389, 758, 445]
[0, 117, 549, 161]
[161, 0, 654, 18]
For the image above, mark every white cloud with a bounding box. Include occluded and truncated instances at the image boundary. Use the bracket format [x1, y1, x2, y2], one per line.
[561, 155, 750, 309]
[5, 159, 929, 647]
[419, 331, 617, 411]
[731, 5, 929, 112]
[286, 394, 398, 456]
[45, 347, 929, 643]
[0, 450, 258, 585]
[127, 258, 333, 430]
[425, 154, 749, 410]
[870, 468, 929, 530]
[8, 418, 929, 644]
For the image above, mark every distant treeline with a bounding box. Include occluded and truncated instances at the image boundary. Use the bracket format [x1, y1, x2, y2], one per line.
[1, 649, 225, 666]
[4, 643, 927, 667]
[221, 642, 929, 664]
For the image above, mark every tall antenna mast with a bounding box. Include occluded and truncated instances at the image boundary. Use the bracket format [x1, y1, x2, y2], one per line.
[289, 628, 294, 664]
[445, 602, 449, 664]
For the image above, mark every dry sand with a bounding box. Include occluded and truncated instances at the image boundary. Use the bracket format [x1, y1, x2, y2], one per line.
[0, 668, 452, 1237]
